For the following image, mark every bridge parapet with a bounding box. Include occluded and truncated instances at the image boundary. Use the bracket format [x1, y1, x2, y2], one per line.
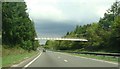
[35, 38, 88, 41]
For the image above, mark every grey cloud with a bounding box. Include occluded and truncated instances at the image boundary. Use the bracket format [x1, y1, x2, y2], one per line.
[25, 0, 117, 44]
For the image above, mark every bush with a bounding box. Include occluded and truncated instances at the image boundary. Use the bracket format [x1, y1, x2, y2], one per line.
[21, 40, 32, 52]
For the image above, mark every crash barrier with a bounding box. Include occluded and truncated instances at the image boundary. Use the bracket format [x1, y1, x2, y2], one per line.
[67, 51, 120, 58]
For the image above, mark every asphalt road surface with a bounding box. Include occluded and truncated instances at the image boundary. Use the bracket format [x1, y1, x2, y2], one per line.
[24, 51, 118, 67]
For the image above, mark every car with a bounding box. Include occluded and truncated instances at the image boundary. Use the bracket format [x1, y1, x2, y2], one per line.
[43, 49, 46, 52]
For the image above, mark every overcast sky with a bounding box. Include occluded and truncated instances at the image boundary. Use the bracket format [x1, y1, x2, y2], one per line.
[25, 0, 116, 44]
[25, 0, 116, 23]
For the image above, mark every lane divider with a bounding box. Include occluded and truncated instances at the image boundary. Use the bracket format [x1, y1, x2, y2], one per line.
[23, 52, 42, 68]
[64, 60, 68, 62]
[75, 56, 118, 65]
[55, 52, 118, 65]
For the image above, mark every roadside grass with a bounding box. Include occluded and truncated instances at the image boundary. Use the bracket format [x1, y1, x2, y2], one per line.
[68, 53, 118, 63]
[2, 47, 38, 67]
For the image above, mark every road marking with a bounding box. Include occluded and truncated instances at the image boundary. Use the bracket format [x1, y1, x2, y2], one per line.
[64, 60, 68, 62]
[23, 52, 42, 68]
[76, 56, 118, 65]
[55, 52, 118, 65]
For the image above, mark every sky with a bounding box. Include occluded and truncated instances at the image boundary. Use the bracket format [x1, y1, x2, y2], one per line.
[24, 0, 116, 44]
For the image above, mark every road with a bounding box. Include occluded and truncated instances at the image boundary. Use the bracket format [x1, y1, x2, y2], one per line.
[24, 51, 118, 67]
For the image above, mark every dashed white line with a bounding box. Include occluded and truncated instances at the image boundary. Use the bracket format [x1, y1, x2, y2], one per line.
[64, 60, 68, 62]
[55, 52, 118, 65]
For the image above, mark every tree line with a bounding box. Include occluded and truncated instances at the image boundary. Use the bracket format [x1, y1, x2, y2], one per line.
[45, 1, 120, 53]
[2, 2, 39, 51]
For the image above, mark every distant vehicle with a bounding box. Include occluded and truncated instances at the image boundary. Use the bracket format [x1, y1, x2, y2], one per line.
[43, 49, 46, 52]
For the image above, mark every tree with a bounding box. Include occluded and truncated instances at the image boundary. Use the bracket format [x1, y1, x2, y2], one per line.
[2, 2, 39, 51]
[45, 1, 120, 52]
[99, 0, 120, 30]
[108, 16, 120, 51]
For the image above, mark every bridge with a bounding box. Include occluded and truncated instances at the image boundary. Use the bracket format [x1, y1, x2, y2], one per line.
[35, 37, 88, 41]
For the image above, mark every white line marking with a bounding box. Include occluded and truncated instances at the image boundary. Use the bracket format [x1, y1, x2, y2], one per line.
[75, 56, 118, 65]
[55, 52, 118, 65]
[24, 52, 42, 68]
[64, 60, 68, 62]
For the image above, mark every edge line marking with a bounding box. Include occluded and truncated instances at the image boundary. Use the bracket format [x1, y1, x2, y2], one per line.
[24, 52, 42, 67]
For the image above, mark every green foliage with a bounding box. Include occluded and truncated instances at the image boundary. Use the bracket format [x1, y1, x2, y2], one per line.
[2, 2, 39, 51]
[46, 1, 120, 53]
[108, 16, 120, 51]
[21, 40, 32, 51]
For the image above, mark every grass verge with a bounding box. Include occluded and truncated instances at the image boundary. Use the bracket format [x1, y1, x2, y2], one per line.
[2, 47, 38, 67]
